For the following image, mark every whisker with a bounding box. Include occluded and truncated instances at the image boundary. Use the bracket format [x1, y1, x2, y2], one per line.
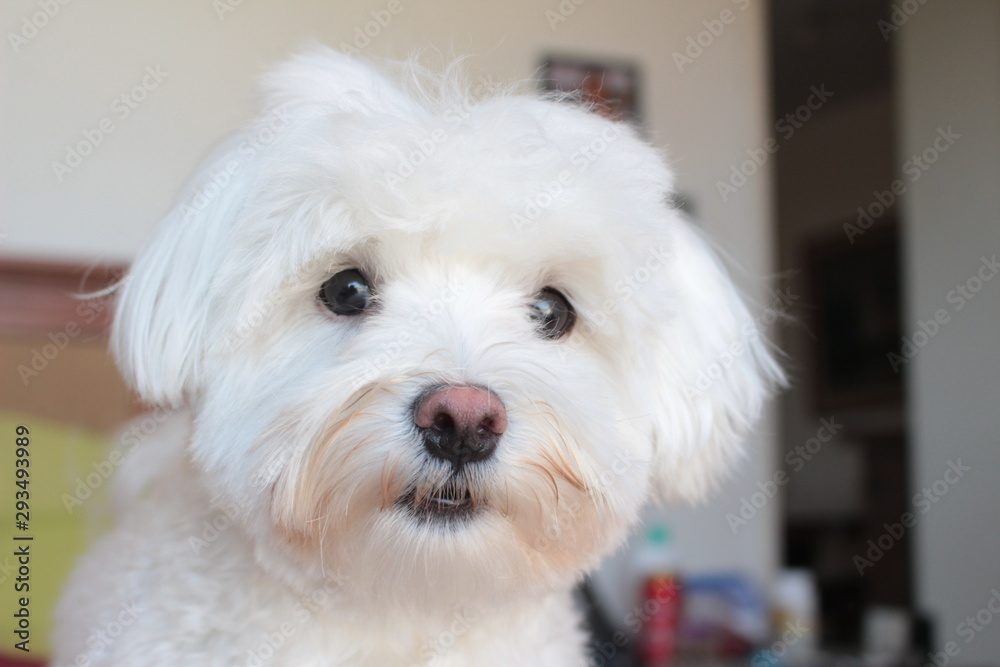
[525, 458, 561, 503]
[380, 448, 406, 510]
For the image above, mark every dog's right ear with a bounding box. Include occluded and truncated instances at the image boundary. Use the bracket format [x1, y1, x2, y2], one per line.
[113, 48, 410, 407]
[110, 151, 243, 407]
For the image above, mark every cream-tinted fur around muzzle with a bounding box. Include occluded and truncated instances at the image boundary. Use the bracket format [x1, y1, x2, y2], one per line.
[54, 47, 782, 666]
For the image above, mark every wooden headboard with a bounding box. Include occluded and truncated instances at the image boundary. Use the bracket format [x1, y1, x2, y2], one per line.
[0, 259, 135, 434]
[0, 260, 123, 334]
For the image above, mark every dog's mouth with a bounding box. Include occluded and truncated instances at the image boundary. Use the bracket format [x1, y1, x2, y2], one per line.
[398, 484, 485, 524]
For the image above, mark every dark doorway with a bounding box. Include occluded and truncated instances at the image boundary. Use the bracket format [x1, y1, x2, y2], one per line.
[769, 0, 914, 651]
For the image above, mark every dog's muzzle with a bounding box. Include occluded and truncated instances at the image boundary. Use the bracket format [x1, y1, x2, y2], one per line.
[400, 385, 506, 524]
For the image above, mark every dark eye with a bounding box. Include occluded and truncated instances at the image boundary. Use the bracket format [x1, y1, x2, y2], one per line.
[529, 287, 576, 339]
[318, 269, 372, 316]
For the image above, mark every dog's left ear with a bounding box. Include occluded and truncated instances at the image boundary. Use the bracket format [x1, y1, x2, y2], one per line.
[639, 218, 785, 503]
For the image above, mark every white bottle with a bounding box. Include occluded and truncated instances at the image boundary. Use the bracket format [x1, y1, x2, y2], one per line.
[632, 524, 677, 586]
[771, 569, 819, 662]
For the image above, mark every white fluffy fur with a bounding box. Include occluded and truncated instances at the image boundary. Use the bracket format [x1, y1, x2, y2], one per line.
[54, 47, 783, 666]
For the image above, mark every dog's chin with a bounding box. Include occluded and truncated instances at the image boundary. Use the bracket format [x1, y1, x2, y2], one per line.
[258, 466, 625, 614]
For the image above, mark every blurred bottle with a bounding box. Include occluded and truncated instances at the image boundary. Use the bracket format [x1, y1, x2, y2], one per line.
[636, 524, 682, 666]
[770, 569, 819, 663]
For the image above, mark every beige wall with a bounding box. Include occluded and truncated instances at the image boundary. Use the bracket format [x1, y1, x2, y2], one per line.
[1, 0, 779, 624]
[2, 0, 774, 267]
[897, 2, 1000, 662]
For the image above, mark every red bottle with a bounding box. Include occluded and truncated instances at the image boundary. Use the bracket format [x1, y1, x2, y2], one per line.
[636, 525, 682, 666]
[640, 574, 682, 665]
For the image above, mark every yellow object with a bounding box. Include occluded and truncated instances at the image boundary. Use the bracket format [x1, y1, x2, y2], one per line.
[0, 414, 114, 660]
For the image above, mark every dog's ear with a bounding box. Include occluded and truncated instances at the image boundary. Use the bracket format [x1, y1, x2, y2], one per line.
[110, 152, 244, 406]
[641, 219, 785, 503]
[113, 48, 407, 406]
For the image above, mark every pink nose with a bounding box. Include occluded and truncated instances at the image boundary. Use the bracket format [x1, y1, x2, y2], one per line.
[414, 385, 507, 468]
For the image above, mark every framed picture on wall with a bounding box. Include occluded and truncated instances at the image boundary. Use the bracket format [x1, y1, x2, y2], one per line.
[538, 56, 641, 125]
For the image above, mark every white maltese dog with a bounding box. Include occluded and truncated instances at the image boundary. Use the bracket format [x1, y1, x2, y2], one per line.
[55, 47, 781, 666]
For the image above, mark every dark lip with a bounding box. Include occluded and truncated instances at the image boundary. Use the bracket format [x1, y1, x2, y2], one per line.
[398, 486, 484, 524]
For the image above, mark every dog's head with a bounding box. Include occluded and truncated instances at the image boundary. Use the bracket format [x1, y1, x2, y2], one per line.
[112, 48, 782, 609]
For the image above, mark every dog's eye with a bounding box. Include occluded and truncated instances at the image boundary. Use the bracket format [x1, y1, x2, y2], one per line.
[529, 288, 576, 340]
[318, 269, 372, 316]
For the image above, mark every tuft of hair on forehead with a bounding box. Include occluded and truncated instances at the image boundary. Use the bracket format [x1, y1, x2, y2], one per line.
[258, 44, 528, 124]
[385, 51, 528, 114]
